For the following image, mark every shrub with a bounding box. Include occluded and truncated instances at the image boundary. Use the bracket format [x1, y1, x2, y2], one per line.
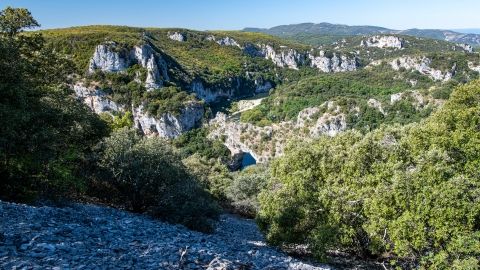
[96, 128, 220, 232]
[257, 80, 480, 267]
[227, 165, 269, 217]
[182, 153, 232, 201]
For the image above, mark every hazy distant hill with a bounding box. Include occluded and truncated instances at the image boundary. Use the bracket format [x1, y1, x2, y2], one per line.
[453, 28, 480, 34]
[245, 22, 480, 46]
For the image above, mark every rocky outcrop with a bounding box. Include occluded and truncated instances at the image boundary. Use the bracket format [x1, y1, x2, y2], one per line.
[88, 43, 168, 90]
[133, 44, 169, 90]
[244, 43, 357, 72]
[209, 101, 349, 163]
[260, 45, 305, 69]
[295, 104, 347, 137]
[73, 83, 122, 114]
[390, 56, 454, 82]
[457, 43, 474, 53]
[88, 42, 129, 73]
[133, 102, 204, 139]
[308, 51, 357, 72]
[390, 90, 443, 109]
[254, 77, 273, 93]
[168, 31, 185, 42]
[205, 35, 216, 42]
[216, 37, 241, 48]
[0, 201, 332, 270]
[367, 98, 386, 115]
[361, 35, 404, 49]
[468, 62, 480, 73]
[191, 80, 234, 103]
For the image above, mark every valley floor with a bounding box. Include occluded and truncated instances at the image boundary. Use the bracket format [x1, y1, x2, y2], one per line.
[0, 201, 332, 270]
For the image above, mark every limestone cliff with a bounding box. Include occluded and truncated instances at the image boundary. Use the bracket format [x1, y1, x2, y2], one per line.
[468, 62, 480, 73]
[167, 32, 186, 42]
[308, 51, 357, 72]
[88, 42, 129, 73]
[216, 37, 241, 48]
[244, 43, 357, 72]
[208, 101, 349, 163]
[73, 83, 122, 114]
[88, 42, 168, 90]
[361, 36, 404, 49]
[133, 102, 204, 139]
[389, 56, 455, 81]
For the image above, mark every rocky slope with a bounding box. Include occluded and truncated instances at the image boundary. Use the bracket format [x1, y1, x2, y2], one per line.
[88, 42, 169, 90]
[209, 101, 350, 163]
[0, 200, 332, 270]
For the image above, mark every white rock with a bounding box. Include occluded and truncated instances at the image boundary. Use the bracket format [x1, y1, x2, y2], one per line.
[367, 98, 386, 115]
[191, 80, 233, 103]
[259, 44, 304, 69]
[390, 56, 454, 82]
[308, 51, 357, 72]
[216, 37, 241, 48]
[168, 32, 185, 42]
[132, 102, 204, 139]
[88, 42, 128, 73]
[73, 83, 122, 114]
[468, 62, 480, 73]
[362, 36, 404, 49]
[457, 43, 474, 53]
[88, 43, 168, 90]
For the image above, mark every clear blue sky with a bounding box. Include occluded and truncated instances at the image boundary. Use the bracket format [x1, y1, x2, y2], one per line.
[1, 0, 479, 31]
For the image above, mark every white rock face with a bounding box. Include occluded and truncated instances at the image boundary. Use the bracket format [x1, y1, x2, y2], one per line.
[308, 51, 357, 72]
[309, 113, 347, 137]
[88, 43, 168, 90]
[244, 44, 357, 72]
[458, 43, 474, 53]
[254, 77, 273, 93]
[133, 44, 169, 90]
[390, 56, 454, 82]
[88, 43, 128, 73]
[296, 106, 347, 137]
[368, 98, 386, 115]
[209, 101, 348, 163]
[216, 37, 241, 48]
[73, 83, 122, 114]
[362, 36, 404, 49]
[389, 90, 441, 109]
[133, 102, 204, 139]
[468, 62, 480, 73]
[259, 45, 305, 69]
[168, 32, 185, 42]
[191, 81, 233, 103]
[205, 35, 216, 41]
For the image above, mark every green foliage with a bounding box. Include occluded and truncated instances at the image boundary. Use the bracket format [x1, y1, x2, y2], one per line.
[0, 7, 39, 37]
[96, 128, 220, 232]
[0, 7, 109, 201]
[258, 80, 480, 267]
[182, 154, 232, 201]
[227, 165, 269, 217]
[100, 111, 134, 131]
[144, 86, 199, 117]
[173, 128, 230, 161]
[241, 66, 437, 129]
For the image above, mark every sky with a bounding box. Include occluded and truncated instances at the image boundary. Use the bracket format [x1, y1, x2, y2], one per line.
[1, 0, 479, 31]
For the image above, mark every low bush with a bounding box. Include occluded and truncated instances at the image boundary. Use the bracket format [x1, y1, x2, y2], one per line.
[95, 128, 220, 232]
[227, 165, 269, 217]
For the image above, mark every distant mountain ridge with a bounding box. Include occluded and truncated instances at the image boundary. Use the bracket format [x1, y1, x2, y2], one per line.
[244, 22, 480, 46]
